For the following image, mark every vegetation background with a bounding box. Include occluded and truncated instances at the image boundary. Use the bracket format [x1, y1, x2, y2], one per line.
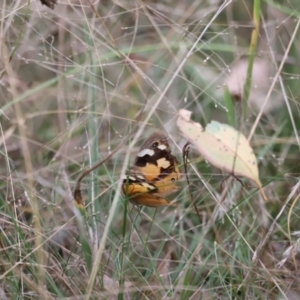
[0, 0, 300, 299]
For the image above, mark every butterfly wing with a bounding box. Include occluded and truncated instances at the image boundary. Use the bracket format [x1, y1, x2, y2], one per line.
[122, 133, 181, 207]
[129, 193, 177, 207]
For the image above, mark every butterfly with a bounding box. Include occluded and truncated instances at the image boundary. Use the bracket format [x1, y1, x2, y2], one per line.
[122, 133, 181, 207]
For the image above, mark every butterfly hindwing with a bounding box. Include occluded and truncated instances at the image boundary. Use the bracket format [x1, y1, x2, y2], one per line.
[129, 193, 176, 207]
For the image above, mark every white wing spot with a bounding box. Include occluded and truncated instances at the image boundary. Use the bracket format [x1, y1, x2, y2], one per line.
[136, 174, 145, 180]
[141, 183, 156, 190]
[157, 144, 167, 150]
[137, 149, 155, 157]
[121, 175, 136, 181]
[157, 158, 171, 169]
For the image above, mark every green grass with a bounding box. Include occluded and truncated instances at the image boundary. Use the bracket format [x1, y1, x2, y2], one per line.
[0, 0, 300, 299]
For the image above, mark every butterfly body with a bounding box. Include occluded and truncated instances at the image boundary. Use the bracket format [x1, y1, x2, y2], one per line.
[122, 133, 181, 207]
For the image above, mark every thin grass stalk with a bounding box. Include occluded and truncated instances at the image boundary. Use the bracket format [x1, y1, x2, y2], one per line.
[86, 27, 100, 271]
[243, 0, 260, 120]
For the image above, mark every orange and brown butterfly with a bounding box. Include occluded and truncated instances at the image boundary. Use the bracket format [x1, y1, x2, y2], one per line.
[121, 133, 181, 207]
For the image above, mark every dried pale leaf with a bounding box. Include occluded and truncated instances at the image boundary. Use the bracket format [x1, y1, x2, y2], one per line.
[224, 58, 283, 113]
[101, 274, 132, 300]
[176, 109, 267, 201]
